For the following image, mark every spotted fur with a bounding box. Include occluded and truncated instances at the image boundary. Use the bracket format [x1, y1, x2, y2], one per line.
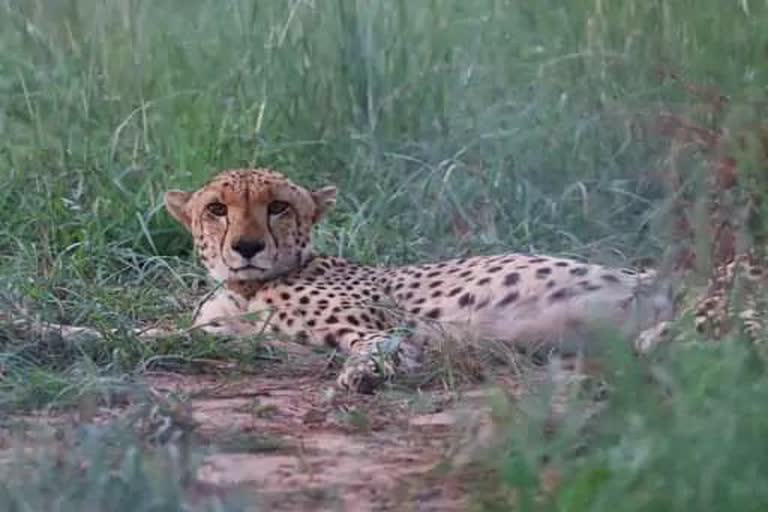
[165, 169, 675, 393]
[691, 253, 766, 341]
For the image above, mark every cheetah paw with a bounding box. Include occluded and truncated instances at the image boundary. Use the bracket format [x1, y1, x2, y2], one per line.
[336, 353, 396, 394]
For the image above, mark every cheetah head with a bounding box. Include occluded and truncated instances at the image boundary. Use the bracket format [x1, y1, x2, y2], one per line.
[164, 169, 336, 282]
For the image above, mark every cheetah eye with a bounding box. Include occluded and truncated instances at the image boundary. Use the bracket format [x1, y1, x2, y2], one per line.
[268, 201, 290, 216]
[206, 202, 228, 217]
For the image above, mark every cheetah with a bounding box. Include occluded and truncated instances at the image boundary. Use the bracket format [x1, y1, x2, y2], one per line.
[164, 169, 675, 393]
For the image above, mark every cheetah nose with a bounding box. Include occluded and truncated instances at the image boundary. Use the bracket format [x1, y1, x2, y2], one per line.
[232, 238, 266, 259]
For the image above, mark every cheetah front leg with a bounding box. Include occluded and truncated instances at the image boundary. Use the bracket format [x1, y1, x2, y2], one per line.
[335, 329, 423, 393]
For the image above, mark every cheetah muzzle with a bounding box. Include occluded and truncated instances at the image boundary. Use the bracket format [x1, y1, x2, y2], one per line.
[164, 168, 675, 393]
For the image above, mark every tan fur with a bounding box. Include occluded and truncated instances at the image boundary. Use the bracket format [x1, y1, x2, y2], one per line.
[166, 169, 675, 392]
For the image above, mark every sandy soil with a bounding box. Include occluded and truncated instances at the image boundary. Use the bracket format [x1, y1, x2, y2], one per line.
[0, 348, 536, 512]
[150, 366, 509, 511]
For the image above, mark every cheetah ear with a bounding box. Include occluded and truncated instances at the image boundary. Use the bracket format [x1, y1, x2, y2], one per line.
[311, 186, 337, 222]
[164, 190, 193, 229]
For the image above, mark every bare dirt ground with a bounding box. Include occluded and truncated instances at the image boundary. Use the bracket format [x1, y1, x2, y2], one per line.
[169, 373, 478, 511]
[0, 346, 538, 511]
[161, 349, 530, 512]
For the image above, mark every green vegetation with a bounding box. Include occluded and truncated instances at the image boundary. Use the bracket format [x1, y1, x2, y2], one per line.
[1, 0, 767, 509]
[472, 337, 768, 511]
[0, 412, 249, 511]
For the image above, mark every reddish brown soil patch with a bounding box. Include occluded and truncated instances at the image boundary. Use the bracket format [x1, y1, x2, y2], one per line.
[0, 347, 538, 511]
[147, 368, 504, 511]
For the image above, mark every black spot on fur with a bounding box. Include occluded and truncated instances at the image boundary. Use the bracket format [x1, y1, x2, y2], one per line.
[504, 273, 520, 286]
[487, 266, 503, 273]
[496, 291, 519, 307]
[325, 315, 339, 324]
[425, 308, 441, 319]
[324, 333, 338, 347]
[549, 287, 573, 301]
[448, 287, 463, 297]
[477, 277, 491, 285]
[601, 274, 620, 283]
[458, 293, 475, 308]
[570, 267, 589, 276]
[535, 267, 552, 278]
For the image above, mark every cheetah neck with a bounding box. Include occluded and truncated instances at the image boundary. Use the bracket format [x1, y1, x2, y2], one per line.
[224, 279, 266, 300]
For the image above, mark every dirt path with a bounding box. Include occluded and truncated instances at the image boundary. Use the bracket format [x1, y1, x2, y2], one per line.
[150, 369, 503, 511]
[0, 346, 537, 511]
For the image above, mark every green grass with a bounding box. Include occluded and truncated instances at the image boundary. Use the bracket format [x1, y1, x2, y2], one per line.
[472, 337, 768, 511]
[0, 416, 247, 511]
[1, 0, 768, 509]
